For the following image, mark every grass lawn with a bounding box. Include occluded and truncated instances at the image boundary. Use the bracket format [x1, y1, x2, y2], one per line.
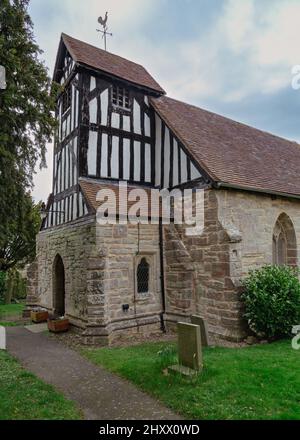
[0, 303, 25, 327]
[83, 340, 300, 420]
[0, 303, 24, 319]
[0, 350, 81, 420]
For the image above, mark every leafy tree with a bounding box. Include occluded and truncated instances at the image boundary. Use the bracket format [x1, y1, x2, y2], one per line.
[0, 0, 57, 270]
[0, 194, 41, 271]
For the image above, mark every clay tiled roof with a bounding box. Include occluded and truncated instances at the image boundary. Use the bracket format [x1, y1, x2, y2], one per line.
[79, 179, 162, 218]
[61, 34, 165, 94]
[151, 96, 300, 197]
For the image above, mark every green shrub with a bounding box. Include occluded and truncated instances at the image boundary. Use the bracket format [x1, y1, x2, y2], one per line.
[0, 272, 7, 304]
[242, 265, 300, 339]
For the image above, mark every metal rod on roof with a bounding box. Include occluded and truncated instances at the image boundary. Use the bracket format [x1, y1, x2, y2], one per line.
[97, 12, 113, 51]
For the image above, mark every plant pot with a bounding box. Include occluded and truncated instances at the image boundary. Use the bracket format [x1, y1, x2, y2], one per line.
[31, 310, 49, 323]
[47, 318, 69, 333]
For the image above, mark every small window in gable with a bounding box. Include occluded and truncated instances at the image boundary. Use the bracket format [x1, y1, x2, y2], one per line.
[137, 258, 150, 294]
[62, 85, 71, 114]
[112, 85, 130, 110]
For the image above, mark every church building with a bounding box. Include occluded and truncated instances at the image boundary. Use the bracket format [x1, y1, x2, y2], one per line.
[27, 33, 300, 344]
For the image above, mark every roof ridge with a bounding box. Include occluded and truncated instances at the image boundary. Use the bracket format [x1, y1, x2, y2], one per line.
[59, 33, 165, 94]
[155, 95, 300, 147]
[61, 33, 145, 70]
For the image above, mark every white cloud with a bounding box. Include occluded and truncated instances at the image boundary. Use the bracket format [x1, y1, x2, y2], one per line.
[220, 0, 255, 54]
[253, 1, 300, 67]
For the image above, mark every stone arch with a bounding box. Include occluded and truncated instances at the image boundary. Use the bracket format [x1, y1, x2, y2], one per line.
[53, 254, 66, 316]
[272, 213, 297, 267]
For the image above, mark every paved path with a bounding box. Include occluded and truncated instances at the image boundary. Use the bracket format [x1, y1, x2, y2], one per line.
[6, 327, 181, 420]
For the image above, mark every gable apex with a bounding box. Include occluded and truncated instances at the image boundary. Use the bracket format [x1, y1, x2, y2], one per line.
[53, 33, 165, 95]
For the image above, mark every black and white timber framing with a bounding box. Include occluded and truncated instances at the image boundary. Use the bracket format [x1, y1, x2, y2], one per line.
[43, 42, 204, 229]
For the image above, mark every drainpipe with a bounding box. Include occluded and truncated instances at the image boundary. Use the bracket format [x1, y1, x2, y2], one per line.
[133, 223, 140, 333]
[159, 218, 166, 333]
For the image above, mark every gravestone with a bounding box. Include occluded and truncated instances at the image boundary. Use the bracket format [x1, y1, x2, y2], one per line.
[0, 326, 6, 350]
[169, 322, 202, 376]
[191, 315, 209, 347]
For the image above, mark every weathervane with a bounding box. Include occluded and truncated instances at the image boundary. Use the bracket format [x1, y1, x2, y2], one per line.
[97, 12, 112, 51]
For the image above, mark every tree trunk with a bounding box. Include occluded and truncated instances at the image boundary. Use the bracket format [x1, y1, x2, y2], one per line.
[5, 272, 14, 304]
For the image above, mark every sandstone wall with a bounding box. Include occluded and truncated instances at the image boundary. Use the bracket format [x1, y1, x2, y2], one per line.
[33, 216, 163, 344]
[164, 190, 245, 342]
[164, 188, 300, 343]
[83, 223, 163, 345]
[34, 217, 96, 326]
[216, 189, 300, 276]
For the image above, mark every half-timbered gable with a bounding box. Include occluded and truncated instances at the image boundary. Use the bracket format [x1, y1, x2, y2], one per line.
[79, 70, 157, 186]
[42, 34, 208, 230]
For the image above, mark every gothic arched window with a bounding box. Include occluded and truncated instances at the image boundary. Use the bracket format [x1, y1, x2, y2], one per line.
[272, 214, 297, 267]
[137, 258, 150, 294]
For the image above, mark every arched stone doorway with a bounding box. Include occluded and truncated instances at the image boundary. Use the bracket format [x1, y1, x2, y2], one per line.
[272, 213, 297, 267]
[53, 254, 66, 316]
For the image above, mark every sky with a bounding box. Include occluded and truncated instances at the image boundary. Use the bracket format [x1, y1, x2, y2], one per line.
[28, 0, 300, 202]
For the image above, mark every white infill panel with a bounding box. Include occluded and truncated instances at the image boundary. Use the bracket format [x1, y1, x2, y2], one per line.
[75, 90, 79, 128]
[66, 197, 70, 222]
[54, 154, 58, 194]
[88, 131, 97, 176]
[134, 141, 141, 181]
[144, 113, 151, 137]
[145, 143, 151, 182]
[53, 201, 57, 226]
[90, 76, 96, 91]
[69, 143, 74, 187]
[155, 115, 162, 186]
[164, 128, 170, 189]
[73, 192, 77, 220]
[66, 114, 70, 138]
[61, 148, 66, 191]
[191, 163, 201, 180]
[100, 89, 108, 126]
[133, 99, 141, 134]
[181, 148, 187, 183]
[173, 139, 179, 187]
[71, 85, 75, 132]
[78, 192, 83, 218]
[111, 112, 120, 129]
[111, 136, 119, 179]
[123, 115, 131, 132]
[65, 144, 69, 190]
[101, 134, 108, 178]
[89, 97, 98, 124]
[123, 138, 130, 180]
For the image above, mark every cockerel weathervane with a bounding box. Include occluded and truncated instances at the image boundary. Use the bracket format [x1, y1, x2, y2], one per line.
[97, 12, 112, 51]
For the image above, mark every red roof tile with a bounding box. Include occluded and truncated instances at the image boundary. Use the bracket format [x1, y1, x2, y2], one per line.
[79, 179, 161, 218]
[61, 33, 165, 94]
[151, 96, 300, 197]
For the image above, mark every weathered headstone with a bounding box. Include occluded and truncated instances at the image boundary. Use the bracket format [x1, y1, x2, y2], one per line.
[0, 326, 6, 350]
[169, 322, 202, 376]
[191, 315, 209, 347]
